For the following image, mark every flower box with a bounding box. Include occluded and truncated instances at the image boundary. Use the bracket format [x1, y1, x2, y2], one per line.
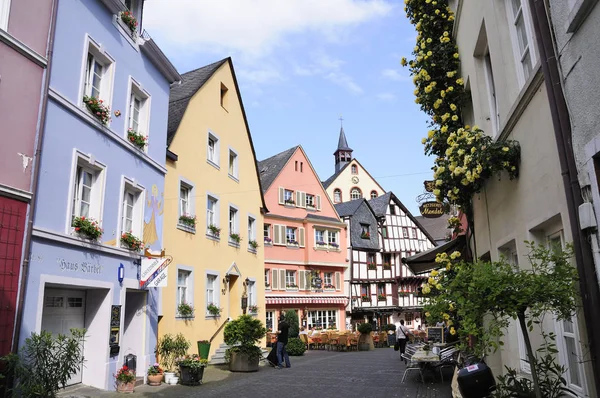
[377, 294, 387, 301]
[179, 214, 196, 228]
[248, 305, 259, 314]
[286, 240, 298, 246]
[329, 242, 339, 248]
[367, 263, 377, 270]
[323, 284, 335, 289]
[120, 10, 138, 34]
[207, 303, 221, 317]
[361, 295, 371, 302]
[207, 224, 221, 238]
[383, 263, 392, 270]
[264, 237, 272, 244]
[361, 232, 370, 239]
[127, 128, 147, 150]
[284, 199, 295, 206]
[121, 232, 143, 252]
[83, 95, 110, 125]
[316, 241, 327, 246]
[229, 233, 241, 244]
[249, 240, 258, 249]
[178, 302, 194, 318]
[72, 216, 103, 240]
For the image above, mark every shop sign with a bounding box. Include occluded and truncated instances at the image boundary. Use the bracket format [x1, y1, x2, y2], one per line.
[140, 256, 169, 288]
[57, 258, 104, 275]
[419, 201, 444, 218]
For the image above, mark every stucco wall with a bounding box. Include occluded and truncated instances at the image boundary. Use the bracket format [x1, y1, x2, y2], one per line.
[7, 0, 53, 56]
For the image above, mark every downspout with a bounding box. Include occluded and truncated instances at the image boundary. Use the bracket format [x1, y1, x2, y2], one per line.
[12, 0, 59, 353]
[528, 0, 600, 391]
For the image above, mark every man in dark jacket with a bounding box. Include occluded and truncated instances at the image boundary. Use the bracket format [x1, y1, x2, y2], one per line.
[276, 314, 291, 369]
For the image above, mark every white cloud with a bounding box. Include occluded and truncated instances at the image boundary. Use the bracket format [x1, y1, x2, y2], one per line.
[292, 52, 362, 94]
[381, 68, 409, 82]
[143, 0, 394, 58]
[377, 92, 396, 100]
[326, 72, 363, 94]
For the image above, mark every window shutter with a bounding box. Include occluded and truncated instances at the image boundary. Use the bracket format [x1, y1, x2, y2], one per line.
[299, 271, 306, 291]
[279, 269, 286, 289]
[272, 269, 279, 290]
[316, 195, 321, 211]
[294, 191, 301, 208]
[274, 224, 282, 245]
[301, 192, 307, 208]
[298, 227, 305, 247]
[335, 272, 341, 291]
[280, 225, 287, 244]
[278, 187, 284, 204]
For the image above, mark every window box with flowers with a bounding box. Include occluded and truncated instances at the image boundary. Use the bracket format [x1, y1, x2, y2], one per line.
[248, 240, 258, 253]
[83, 95, 110, 126]
[316, 240, 327, 247]
[286, 239, 298, 247]
[323, 283, 335, 291]
[377, 294, 387, 301]
[178, 214, 197, 233]
[120, 10, 138, 36]
[147, 363, 163, 386]
[127, 128, 147, 150]
[207, 224, 221, 239]
[121, 231, 143, 252]
[367, 263, 377, 270]
[286, 283, 298, 291]
[248, 305, 259, 314]
[361, 231, 370, 239]
[329, 242, 340, 250]
[207, 303, 221, 317]
[361, 295, 371, 302]
[178, 302, 194, 319]
[284, 198, 295, 206]
[264, 236, 272, 245]
[72, 216, 103, 241]
[229, 233, 241, 247]
[115, 365, 136, 392]
[383, 263, 392, 270]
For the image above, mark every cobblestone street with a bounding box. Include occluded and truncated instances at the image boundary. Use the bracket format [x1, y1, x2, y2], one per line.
[61, 348, 452, 398]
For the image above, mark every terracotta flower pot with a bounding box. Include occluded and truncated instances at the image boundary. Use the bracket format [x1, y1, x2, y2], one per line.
[116, 381, 135, 393]
[147, 373, 163, 386]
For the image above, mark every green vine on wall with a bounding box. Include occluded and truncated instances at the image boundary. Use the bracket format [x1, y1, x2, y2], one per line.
[402, 0, 520, 222]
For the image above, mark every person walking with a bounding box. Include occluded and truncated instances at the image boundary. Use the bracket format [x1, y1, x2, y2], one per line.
[397, 319, 411, 363]
[276, 314, 291, 369]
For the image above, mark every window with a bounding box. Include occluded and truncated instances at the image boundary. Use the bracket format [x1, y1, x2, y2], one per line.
[286, 227, 297, 244]
[351, 165, 358, 174]
[361, 224, 370, 239]
[177, 269, 191, 307]
[361, 284, 370, 296]
[351, 188, 362, 200]
[122, 191, 134, 232]
[284, 189, 294, 204]
[381, 227, 388, 238]
[247, 280, 256, 307]
[228, 149, 238, 179]
[483, 49, 500, 134]
[179, 182, 192, 217]
[85, 53, 103, 99]
[206, 274, 217, 315]
[307, 310, 337, 329]
[285, 271, 296, 288]
[333, 189, 342, 203]
[383, 253, 392, 265]
[229, 207, 238, 235]
[411, 228, 417, 239]
[328, 230, 338, 247]
[0, 0, 10, 30]
[207, 132, 220, 166]
[70, 153, 105, 230]
[506, 0, 536, 85]
[248, 216, 256, 249]
[300, 162, 303, 172]
[206, 195, 218, 229]
[306, 194, 315, 208]
[315, 229, 325, 245]
[264, 224, 271, 242]
[390, 205, 396, 215]
[295, 161, 298, 171]
[265, 270, 270, 288]
[402, 227, 409, 238]
[82, 38, 114, 109]
[367, 253, 376, 265]
[220, 83, 229, 109]
[405, 312, 414, 326]
[119, 179, 143, 240]
[324, 272, 333, 287]
[377, 283, 385, 295]
[266, 311, 274, 330]
[126, 79, 150, 148]
[370, 191, 378, 199]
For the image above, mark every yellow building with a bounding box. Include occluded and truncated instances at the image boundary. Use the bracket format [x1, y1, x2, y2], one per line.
[159, 58, 267, 361]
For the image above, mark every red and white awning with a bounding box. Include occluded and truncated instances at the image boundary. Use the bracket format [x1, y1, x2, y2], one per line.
[266, 296, 348, 305]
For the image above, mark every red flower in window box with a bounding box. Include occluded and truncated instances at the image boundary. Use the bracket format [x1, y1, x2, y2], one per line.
[121, 231, 144, 252]
[120, 11, 138, 34]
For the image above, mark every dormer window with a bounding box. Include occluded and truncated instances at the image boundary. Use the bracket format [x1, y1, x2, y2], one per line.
[351, 165, 358, 174]
[360, 224, 370, 239]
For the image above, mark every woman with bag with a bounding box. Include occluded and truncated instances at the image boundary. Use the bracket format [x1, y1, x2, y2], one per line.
[396, 319, 411, 363]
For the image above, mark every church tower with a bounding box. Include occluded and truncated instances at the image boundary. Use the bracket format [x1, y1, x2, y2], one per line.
[334, 124, 353, 173]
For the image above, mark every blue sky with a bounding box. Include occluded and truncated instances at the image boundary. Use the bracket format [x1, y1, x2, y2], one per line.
[144, 0, 433, 214]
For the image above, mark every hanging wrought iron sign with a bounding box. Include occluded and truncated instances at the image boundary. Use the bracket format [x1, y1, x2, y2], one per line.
[419, 201, 445, 218]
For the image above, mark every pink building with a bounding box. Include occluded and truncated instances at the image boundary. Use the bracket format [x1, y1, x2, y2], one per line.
[0, 0, 55, 355]
[258, 146, 348, 331]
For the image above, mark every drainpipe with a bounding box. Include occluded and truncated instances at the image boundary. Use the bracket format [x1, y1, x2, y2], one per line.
[12, 0, 59, 353]
[528, 0, 600, 391]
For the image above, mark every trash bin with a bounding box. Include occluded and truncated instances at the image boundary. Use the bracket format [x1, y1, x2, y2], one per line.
[198, 341, 211, 360]
[457, 362, 495, 398]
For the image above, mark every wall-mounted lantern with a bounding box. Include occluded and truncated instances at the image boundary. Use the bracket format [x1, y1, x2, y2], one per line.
[118, 263, 125, 284]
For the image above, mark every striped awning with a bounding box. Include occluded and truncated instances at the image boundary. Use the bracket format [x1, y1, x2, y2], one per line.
[266, 296, 348, 305]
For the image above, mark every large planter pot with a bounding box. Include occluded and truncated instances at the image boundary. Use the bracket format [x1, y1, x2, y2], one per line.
[164, 371, 176, 384]
[198, 341, 211, 360]
[116, 381, 135, 393]
[179, 365, 204, 386]
[147, 374, 163, 386]
[229, 351, 259, 372]
[358, 333, 374, 351]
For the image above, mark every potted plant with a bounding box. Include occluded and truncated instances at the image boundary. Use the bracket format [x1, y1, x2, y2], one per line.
[115, 365, 136, 392]
[179, 214, 196, 228]
[83, 95, 110, 125]
[249, 240, 259, 250]
[357, 322, 374, 351]
[120, 10, 138, 33]
[422, 344, 431, 354]
[361, 294, 370, 302]
[155, 333, 190, 384]
[378, 294, 386, 301]
[229, 233, 241, 244]
[176, 354, 207, 386]
[72, 216, 103, 240]
[197, 340, 211, 360]
[177, 302, 194, 318]
[208, 224, 221, 237]
[367, 263, 377, 270]
[224, 315, 266, 372]
[127, 128, 146, 150]
[121, 231, 143, 251]
[146, 363, 163, 386]
[207, 303, 221, 317]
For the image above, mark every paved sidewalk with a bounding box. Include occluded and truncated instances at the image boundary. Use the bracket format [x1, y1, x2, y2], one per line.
[59, 348, 452, 398]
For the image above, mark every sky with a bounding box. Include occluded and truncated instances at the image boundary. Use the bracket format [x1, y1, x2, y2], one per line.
[143, 0, 434, 215]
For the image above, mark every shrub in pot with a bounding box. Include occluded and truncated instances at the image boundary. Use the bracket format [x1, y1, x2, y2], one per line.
[283, 309, 299, 338]
[357, 322, 374, 351]
[175, 354, 207, 385]
[286, 338, 306, 356]
[224, 315, 266, 372]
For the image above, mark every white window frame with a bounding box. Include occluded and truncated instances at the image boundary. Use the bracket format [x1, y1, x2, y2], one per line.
[266, 311, 275, 331]
[333, 189, 342, 203]
[328, 230, 338, 246]
[124, 77, 151, 151]
[315, 229, 325, 245]
[307, 310, 338, 329]
[176, 267, 193, 316]
[206, 271, 219, 317]
[206, 192, 219, 231]
[284, 189, 294, 203]
[67, 150, 106, 234]
[248, 215, 257, 249]
[285, 270, 296, 288]
[117, 177, 145, 244]
[0, 0, 10, 31]
[265, 269, 270, 290]
[207, 131, 220, 168]
[324, 272, 333, 286]
[228, 205, 239, 245]
[351, 165, 358, 175]
[228, 148, 239, 180]
[79, 35, 115, 115]
[350, 188, 362, 200]
[505, 0, 537, 87]
[286, 227, 297, 244]
[247, 278, 256, 307]
[179, 179, 194, 219]
[370, 191, 378, 199]
[306, 194, 315, 208]
[483, 47, 500, 136]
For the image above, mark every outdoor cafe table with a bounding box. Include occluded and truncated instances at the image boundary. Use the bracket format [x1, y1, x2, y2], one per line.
[412, 349, 440, 363]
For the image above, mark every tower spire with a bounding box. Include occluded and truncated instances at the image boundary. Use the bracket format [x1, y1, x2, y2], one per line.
[334, 116, 353, 172]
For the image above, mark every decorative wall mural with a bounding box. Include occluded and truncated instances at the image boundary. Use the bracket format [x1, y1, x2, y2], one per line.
[143, 184, 163, 248]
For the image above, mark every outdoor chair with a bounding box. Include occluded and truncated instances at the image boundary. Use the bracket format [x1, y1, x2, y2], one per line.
[378, 332, 387, 348]
[401, 351, 424, 384]
[348, 335, 358, 351]
[434, 347, 459, 382]
[320, 334, 330, 350]
[329, 333, 340, 350]
[300, 333, 315, 350]
[338, 334, 349, 351]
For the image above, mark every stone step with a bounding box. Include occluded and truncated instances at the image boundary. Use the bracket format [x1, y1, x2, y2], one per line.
[134, 376, 144, 387]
